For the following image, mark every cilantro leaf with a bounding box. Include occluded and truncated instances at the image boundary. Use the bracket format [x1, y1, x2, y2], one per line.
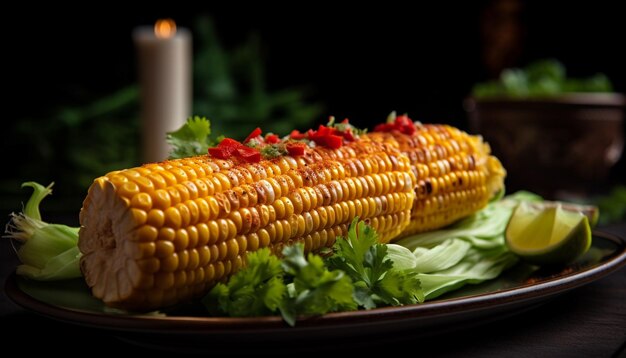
[203, 248, 286, 317]
[327, 218, 423, 308]
[280, 245, 356, 325]
[260, 144, 287, 159]
[204, 219, 422, 325]
[376, 269, 424, 305]
[326, 116, 368, 136]
[205, 244, 356, 326]
[167, 116, 218, 159]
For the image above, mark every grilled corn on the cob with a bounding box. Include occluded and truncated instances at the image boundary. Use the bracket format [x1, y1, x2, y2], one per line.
[78, 122, 505, 310]
[79, 140, 415, 309]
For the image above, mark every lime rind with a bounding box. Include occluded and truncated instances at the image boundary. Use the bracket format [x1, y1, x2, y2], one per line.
[524, 201, 599, 228]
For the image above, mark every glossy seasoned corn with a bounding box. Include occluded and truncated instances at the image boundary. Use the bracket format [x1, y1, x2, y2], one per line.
[366, 124, 505, 237]
[78, 140, 415, 310]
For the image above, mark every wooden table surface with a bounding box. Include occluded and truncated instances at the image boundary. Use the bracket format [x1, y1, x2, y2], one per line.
[1, 221, 624, 357]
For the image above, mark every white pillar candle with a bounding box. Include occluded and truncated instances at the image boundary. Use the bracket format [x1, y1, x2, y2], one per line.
[133, 19, 192, 163]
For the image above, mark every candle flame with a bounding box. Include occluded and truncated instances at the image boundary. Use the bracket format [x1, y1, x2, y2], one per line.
[154, 19, 177, 39]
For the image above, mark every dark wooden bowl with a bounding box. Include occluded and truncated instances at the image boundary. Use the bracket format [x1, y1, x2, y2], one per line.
[465, 94, 625, 198]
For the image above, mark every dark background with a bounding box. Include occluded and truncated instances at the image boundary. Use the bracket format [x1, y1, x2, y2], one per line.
[2, 1, 625, 213]
[6, 2, 625, 125]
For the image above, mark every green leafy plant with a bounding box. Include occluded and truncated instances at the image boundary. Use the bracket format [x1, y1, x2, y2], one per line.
[166, 116, 224, 159]
[204, 244, 356, 326]
[472, 59, 613, 98]
[204, 218, 422, 326]
[326, 218, 423, 308]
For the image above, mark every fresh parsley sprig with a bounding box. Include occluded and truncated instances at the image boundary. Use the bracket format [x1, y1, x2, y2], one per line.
[166, 116, 223, 159]
[204, 218, 423, 325]
[326, 218, 423, 308]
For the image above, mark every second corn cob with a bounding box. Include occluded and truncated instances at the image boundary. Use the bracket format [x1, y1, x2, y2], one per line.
[366, 120, 506, 237]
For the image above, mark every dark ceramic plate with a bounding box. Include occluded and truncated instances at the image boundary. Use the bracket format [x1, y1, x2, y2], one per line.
[5, 230, 626, 349]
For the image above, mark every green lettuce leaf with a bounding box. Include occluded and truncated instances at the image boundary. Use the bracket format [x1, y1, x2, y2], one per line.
[392, 192, 541, 300]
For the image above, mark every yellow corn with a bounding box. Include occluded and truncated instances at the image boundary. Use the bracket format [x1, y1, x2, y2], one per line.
[365, 124, 505, 237]
[78, 140, 415, 309]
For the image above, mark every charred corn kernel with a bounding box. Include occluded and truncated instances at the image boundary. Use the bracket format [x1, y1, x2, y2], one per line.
[80, 138, 421, 310]
[366, 124, 505, 237]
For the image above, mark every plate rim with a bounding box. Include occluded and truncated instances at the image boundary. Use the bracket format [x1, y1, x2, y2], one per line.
[6, 230, 626, 333]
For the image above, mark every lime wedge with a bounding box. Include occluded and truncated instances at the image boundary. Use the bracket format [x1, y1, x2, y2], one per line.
[505, 202, 593, 265]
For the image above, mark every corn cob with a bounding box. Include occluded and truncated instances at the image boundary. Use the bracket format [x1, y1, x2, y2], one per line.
[366, 123, 505, 237]
[78, 140, 415, 309]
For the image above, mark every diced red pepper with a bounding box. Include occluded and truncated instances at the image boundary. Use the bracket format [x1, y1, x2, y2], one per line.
[323, 134, 343, 149]
[265, 134, 280, 144]
[218, 138, 245, 149]
[209, 138, 241, 158]
[316, 125, 331, 136]
[400, 124, 416, 135]
[343, 129, 355, 142]
[208, 147, 230, 159]
[341, 118, 350, 124]
[289, 130, 305, 140]
[374, 114, 416, 135]
[210, 137, 262, 162]
[396, 114, 416, 135]
[286, 142, 306, 156]
[236, 146, 261, 163]
[244, 127, 262, 143]
[288, 122, 355, 150]
[395, 114, 412, 127]
[318, 125, 340, 137]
